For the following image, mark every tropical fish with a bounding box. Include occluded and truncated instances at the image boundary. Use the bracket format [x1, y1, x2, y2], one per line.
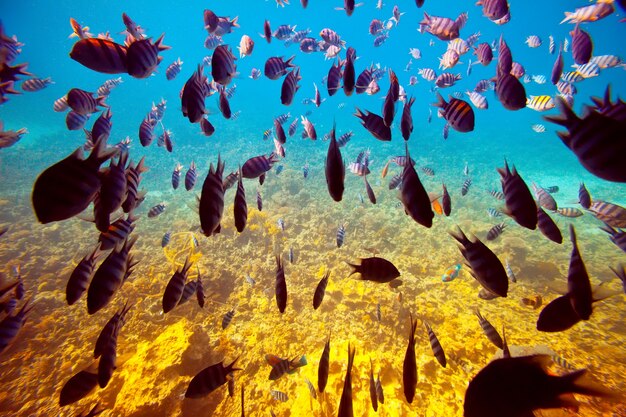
[403, 315, 418, 403]
[318, 334, 330, 393]
[424, 321, 446, 367]
[347, 256, 400, 283]
[497, 160, 537, 230]
[0, 298, 33, 355]
[199, 156, 225, 236]
[185, 358, 241, 398]
[325, 123, 345, 201]
[162, 255, 193, 314]
[504, 259, 516, 283]
[66, 245, 101, 305]
[441, 263, 462, 282]
[486, 223, 506, 241]
[400, 144, 434, 227]
[275, 255, 287, 313]
[537, 206, 563, 244]
[433, 92, 474, 132]
[266, 354, 307, 380]
[475, 309, 503, 348]
[338, 343, 355, 417]
[313, 270, 330, 309]
[233, 168, 247, 233]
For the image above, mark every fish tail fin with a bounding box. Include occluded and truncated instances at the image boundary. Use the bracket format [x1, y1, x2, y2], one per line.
[347, 343, 356, 372]
[599, 222, 616, 237]
[558, 368, 616, 400]
[89, 134, 118, 164]
[432, 91, 445, 108]
[346, 260, 361, 278]
[560, 12, 573, 25]
[297, 355, 307, 367]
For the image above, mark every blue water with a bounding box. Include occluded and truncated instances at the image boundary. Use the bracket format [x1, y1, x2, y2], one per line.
[1, 1, 626, 416]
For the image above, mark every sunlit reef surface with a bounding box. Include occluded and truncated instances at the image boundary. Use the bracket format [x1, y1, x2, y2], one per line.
[1, 1, 626, 417]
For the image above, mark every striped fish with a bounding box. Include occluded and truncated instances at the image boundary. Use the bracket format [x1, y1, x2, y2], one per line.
[96, 77, 123, 97]
[53, 95, 69, 112]
[338, 343, 355, 416]
[354, 108, 391, 141]
[525, 35, 541, 48]
[85, 235, 136, 312]
[126, 35, 169, 79]
[21, 77, 54, 92]
[526, 95, 555, 111]
[388, 174, 402, 190]
[504, 259, 516, 283]
[165, 58, 183, 80]
[537, 206, 563, 244]
[433, 93, 475, 132]
[573, 62, 600, 78]
[66, 245, 101, 305]
[32, 136, 117, 224]
[270, 390, 288, 402]
[487, 208, 502, 217]
[435, 72, 461, 88]
[181, 65, 209, 123]
[571, 24, 592, 65]
[0, 298, 33, 355]
[369, 359, 378, 411]
[531, 124, 546, 133]
[59, 365, 99, 407]
[171, 163, 183, 190]
[557, 207, 584, 218]
[600, 223, 626, 253]
[305, 377, 317, 400]
[97, 314, 118, 388]
[162, 255, 193, 314]
[242, 154, 278, 181]
[264, 56, 295, 80]
[424, 321, 446, 367]
[418, 67, 437, 81]
[185, 358, 241, 398]
[122, 157, 147, 213]
[94, 302, 131, 359]
[590, 54, 622, 69]
[199, 156, 225, 236]
[210, 45, 236, 86]
[138, 116, 156, 146]
[560, 71, 583, 83]
[90, 108, 113, 143]
[98, 153, 129, 224]
[400, 144, 433, 228]
[486, 223, 506, 241]
[177, 280, 198, 305]
[400, 97, 415, 140]
[561, 2, 615, 24]
[275, 255, 287, 313]
[475, 309, 503, 348]
[439, 49, 460, 69]
[448, 38, 469, 55]
[256, 190, 263, 211]
[461, 177, 472, 196]
[376, 371, 384, 404]
[147, 203, 166, 218]
[313, 270, 330, 309]
[66, 111, 90, 131]
[69, 37, 128, 75]
[548, 35, 555, 54]
[318, 334, 330, 393]
[497, 160, 537, 230]
[466, 91, 488, 109]
[477, 0, 508, 20]
[532, 183, 557, 211]
[222, 306, 236, 329]
[473, 43, 493, 66]
[99, 213, 137, 251]
[325, 124, 345, 202]
[450, 227, 508, 297]
[288, 118, 298, 136]
[420, 13, 461, 41]
[281, 67, 301, 106]
[556, 80, 576, 95]
[578, 183, 591, 209]
[489, 189, 505, 200]
[403, 316, 418, 404]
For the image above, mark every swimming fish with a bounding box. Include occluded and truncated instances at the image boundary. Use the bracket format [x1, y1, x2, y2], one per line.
[347, 256, 400, 283]
[441, 264, 462, 282]
[318, 334, 330, 393]
[266, 354, 307, 380]
[475, 309, 503, 349]
[369, 358, 378, 411]
[403, 315, 418, 404]
[424, 321, 446, 367]
[275, 254, 287, 313]
[313, 270, 330, 310]
[185, 358, 242, 398]
[337, 343, 355, 417]
[162, 255, 193, 314]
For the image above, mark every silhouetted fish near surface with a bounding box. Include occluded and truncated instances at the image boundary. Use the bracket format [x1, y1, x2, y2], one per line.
[451, 226, 508, 297]
[338, 343, 355, 417]
[464, 355, 614, 417]
[32, 136, 117, 224]
[403, 315, 418, 404]
[313, 269, 330, 309]
[347, 256, 400, 283]
[185, 358, 241, 398]
[497, 160, 537, 230]
[318, 334, 330, 393]
[475, 309, 503, 349]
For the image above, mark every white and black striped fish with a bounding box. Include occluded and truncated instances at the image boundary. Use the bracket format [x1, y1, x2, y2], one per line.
[0, 298, 33, 355]
[497, 160, 537, 230]
[172, 163, 183, 190]
[487, 208, 502, 218]
[264, 56, 295, 80]
[185, 162, 197, 191]
[162, 255, 193, 314]
[21, 76, 54, 92]
[66, 245, 101, 305]
[461, 177, 472, 196]
[66, 88, 107, 115]
[548, 35, 555, 54]
[486, 223, 506, 241]
[99, 213, 138, 251]
[147, 203, 166, 218]
[121, 157, 147, 213]
[222, 306, 236, 329]
[53, 95, 69, 112]
[177, 280, 198, 306]
[270, 390, 288, 402]
[185, 358, 241, 398]
[475, 309, 504, 349]
[532, 183, 557, 211]
[504, 259, 517, 283]
[166, 58, 183, 80]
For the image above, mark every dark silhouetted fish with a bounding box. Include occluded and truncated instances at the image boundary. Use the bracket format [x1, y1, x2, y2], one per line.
[172, 163, 182, 190]
[87, 235, 137, 315]
[338, 343, 355, 417]
[222, 306, 236, 329]
[177, 280, 198, 306]
[475, 309, 503, 349]
[94, 302, 131, 359]
[400, 96, 415, 140]
[537, 206, 563, 244]
[0, 298, 32, 355]
[403, 315, 418, 404]
[96, 308, 119, 388]
[369, 358, 378, 411]
[442, 183, 451, 216]
[98, 153, 129, 225]
[99, 213, 137, 251]
[90, 108, 112, 142]
[218, 88, 232, 119]
[473, 43, 493, 66]
[181, 65, 208, 123]
[59, 364, 99, 406]
[571, 24, 593, 65]
[66, 111, 90, 131]
[313, 270, 330, 309]
[537, 293, 584, 332]
[354, 108, 391, 141]
[70, 38, 128, 74]
[477, 0, 509, 20]
[450, 227, 508, 297]
[363, 176, 376, 204]
[196, 271, 206, 308]
[281, 67, 301, 105]
[578, 183, 591, 209]
[147, 203, 165, 218]
[185, 358, 241, 398]
[121, 157, 147, 213]
[400, 144, 434, 228]
[600, 223, 626, 253]
[497, 160, 537, 230]
[588, 200, 626, 228]
[424, 321, 446, 367]
[327, 57, 343, 96]
[464, 355, 613, 417]
[568, 225, 592, 320]
[67, 88, 107, 115]
[275, 254, 287, 313]
[126, 35, 169, 79]
[266, 354, 307, 380]
[212, 45, 237, 86]
[242, 153, 278, 182]
[32, 136, 117, 224]
[233, 168, 247, 233]
[318, 334, 330, 393]
[162, 255, 193, 314]
[200, 117, 215, 136]
[347, 256, 400, 283]
[138, 115, 156, 146]
[66, 245, 101, 305]
[376, 370, 384, 404]
[343, 47, 356, 95]
[551, 50, 564, 85]
[265, 56, 295, 80]
[325, 123, 345, 202]
[199, 156, 225, 236]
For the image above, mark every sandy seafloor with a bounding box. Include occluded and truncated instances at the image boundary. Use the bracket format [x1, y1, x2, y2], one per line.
[0, 119, 625, 417]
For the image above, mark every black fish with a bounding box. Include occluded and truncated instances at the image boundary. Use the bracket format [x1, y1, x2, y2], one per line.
[212, 45, 237, 85]
[126, 35, 169, 79]
[185, 358, 241, 398]
[59, 364, 99, 406]
[0, 298, 32, 355]
[233, 167, 247, 233]
[181, 65, 208, 123]
[162, 255, 193, 314]
[218, 88, 231, 119]
[495, 72, 526, 111]
[94, 302, 131, 359]
[450, 227, 508, 297]
[185, 161, 197, 191]
[199, 156, 225, 236]
[551, 50, 564, 85]
[121, 157, 147, 213]
[274, 119, 286, 144]
[177, 280, 198, 306]
[382, 89, 395, 128]
[264, 56, 295, 80]
[403, 315, 418, 404]
[433, 92, 475, 132]
[464, 355, 613, 417]
[400, 144, 433, 228]
[363, 176, 376, 204]
[567, 225, 592, 320]
[424, 321, 446, 368]
[222, 307, 236, 329]
[66, 245, 101, 306]
[200, 117, 215, 136]
[69, 38, 128, 75]
[325, 123, 345, 202]
[312, 270, 330, 309]
[338, 343, 355, 417]
[347, 256, 400, 283]
[571, 24, 592, 65]
[66, 88, 106, 115]
[537, 206, 563, 244]
[537, 293, 584, 332]
[497, 160, 537, 230]
[475, 309, 503, 349]
[327, 57, 343, 96]
[275, 254, 287, 313]
[354, 108, 391, 141]
[369, 358, 378, 411]
[99, 213, 137, 251]
[256, 190, 263, 211]
[400, 96, 415, 141]
[318, 334, 330, 393]
[281, 67, 301, 105]
[196, 270, 206, 308]
[600, 223, 626, 253]
[32, 136, 117, 224]
[343, 47, 356, 96]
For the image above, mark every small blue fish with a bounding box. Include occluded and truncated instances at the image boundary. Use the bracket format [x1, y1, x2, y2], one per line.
[278, 219, 285, 231]
[161, 231, 171, 248]
[275, 165, 284, 175]
[442, 264, 462, 282]
[303, 162, 309, 179]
